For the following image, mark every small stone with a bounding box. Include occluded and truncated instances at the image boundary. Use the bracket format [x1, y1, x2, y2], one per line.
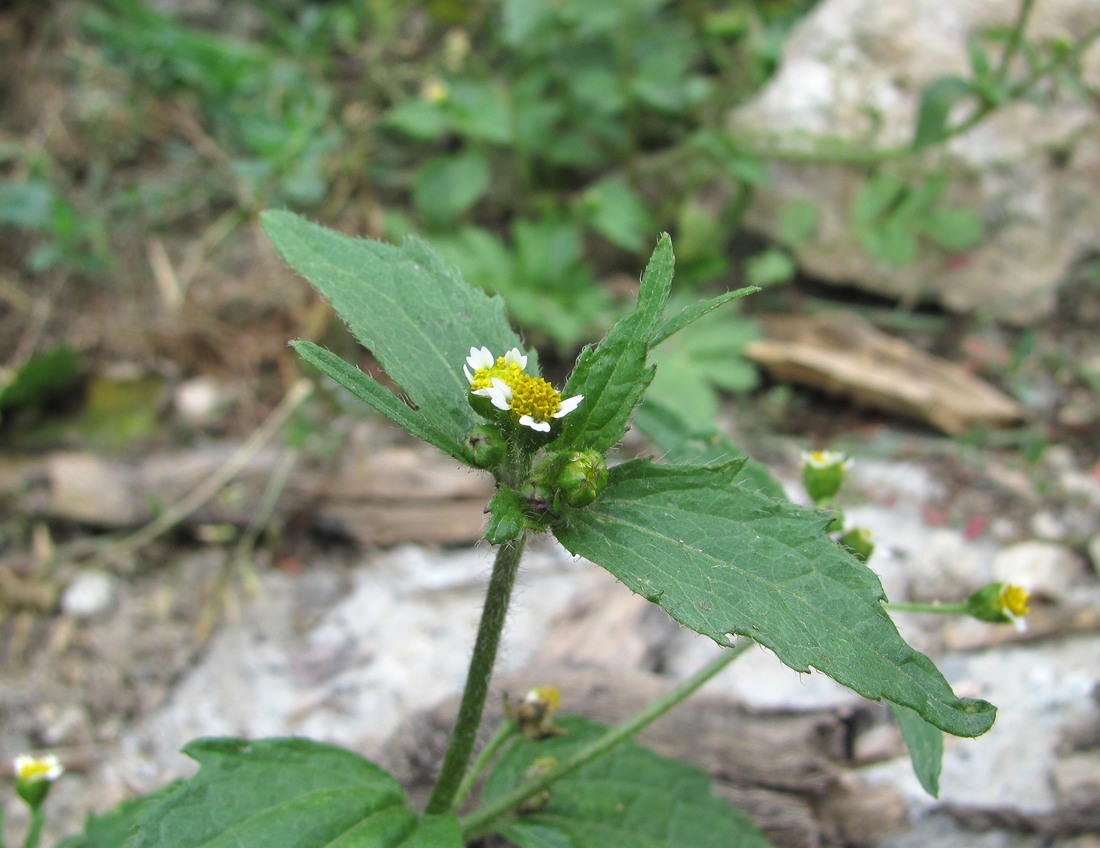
[1030, 509, 1068, 541]
[34, 703, 93, 747]
[992, 541, 1083, 603]
[174, 376, 233, 428]
[1087, 533, 1100, 578]
[1051, 753, 1100, 806]
[61, 570, 119, 620]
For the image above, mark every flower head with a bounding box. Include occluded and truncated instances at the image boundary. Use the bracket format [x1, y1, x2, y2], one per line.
[510, 685, 565, 739]
[13, 754, 63, 783]
[13, 753, 62, 809]
[966, 581, 1031, 632]
[464, 346, 582, 432]
[800, 449, 854, 504]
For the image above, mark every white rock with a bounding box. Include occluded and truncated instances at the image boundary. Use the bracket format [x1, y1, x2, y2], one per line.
[992, 541, 1083, 602]
[61, 570, 118, 620]
[729, 0, 1100, 323]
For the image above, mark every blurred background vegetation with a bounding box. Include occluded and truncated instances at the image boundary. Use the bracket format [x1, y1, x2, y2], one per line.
[0, 0, 1096, 459]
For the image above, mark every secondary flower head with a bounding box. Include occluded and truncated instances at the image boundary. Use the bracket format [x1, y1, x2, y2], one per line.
[512, 685, 565, 740]
[966, 581, 1031, 632]
[800, 449, 854, 504]
[13, 753, 63, 809]
[464, 346, 582, 433]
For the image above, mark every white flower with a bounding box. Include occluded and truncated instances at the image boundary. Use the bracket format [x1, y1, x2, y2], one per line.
[13, 754, 63, 783]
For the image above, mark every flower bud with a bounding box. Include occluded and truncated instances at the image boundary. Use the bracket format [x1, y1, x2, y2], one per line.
[555, 450, 609, 508]
[839, 527, 875, 563]
[465, 424, 506, 469]
[966, 582, 1030, 631]
[13, 754, 62, 810]
[801, 449, 852, 504]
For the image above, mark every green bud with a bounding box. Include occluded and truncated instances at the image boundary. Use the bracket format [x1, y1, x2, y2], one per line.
[555, 450, 609, 508]
[465, 424, 506, 469]
[801, 449, 852, 504]
[839, 526, 875, 563]
[966, 582, 1030, 630]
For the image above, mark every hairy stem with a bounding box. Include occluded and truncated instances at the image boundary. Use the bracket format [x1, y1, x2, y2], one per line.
[460, 639, 753, 840]
[425, 535, 527, 814]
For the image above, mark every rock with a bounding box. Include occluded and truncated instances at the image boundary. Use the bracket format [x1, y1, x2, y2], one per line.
[173, 376, 235, 429]
[728, 0, 1100, 322]
[992, 541, 1084, 603]
[907, 528, 993, 602]
[1051, 753, 1100, 807]
[61, 570, 119, 620]
[1089, 534, 1100, 578]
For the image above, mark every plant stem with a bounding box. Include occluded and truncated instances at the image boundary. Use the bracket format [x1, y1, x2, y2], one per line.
[886, 601, 969, 615]
[22, 810, 43, 848]
[452, 717, 518, 810]
[425, 535, 527, 814]
[460, 639, 753, 841]
[995, 0, 1037, 81]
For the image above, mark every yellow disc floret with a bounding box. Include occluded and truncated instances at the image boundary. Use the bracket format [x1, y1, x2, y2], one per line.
[999, 584, 1030, 618]
[464, 345, 583, 433]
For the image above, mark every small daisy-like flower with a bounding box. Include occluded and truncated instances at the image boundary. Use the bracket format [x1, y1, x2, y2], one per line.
[800, 449, 853, 504]
[510, 685, 565, 739]
[997, 583, 1031, 632]
[800, 449, 854, 470]
[966, 581, 1031, 632]
[464, 346, 582, 432]
[13, 753, 62, 810]
[13, 754, 63, 784]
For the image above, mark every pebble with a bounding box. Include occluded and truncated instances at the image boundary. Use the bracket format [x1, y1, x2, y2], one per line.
[61, 570, 119, 620]
[991, 541, 1083, 603]
[1087, 533, 1100, 578]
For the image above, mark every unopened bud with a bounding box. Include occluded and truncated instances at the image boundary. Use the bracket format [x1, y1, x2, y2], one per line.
[556, 450, 609, 508]
[465, 424, 507, 469]
[801, 449, 853, 504]
[839, 527, 875, 563]
[966, 582, 1030, 631]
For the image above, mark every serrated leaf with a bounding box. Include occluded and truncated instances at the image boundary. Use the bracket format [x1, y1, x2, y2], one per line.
[124, 738, 462, 848]
[483, 716, 774, 848]
[553, 460, 996, 738]
[556, 236, 673, 453]
[912, 75, 974, 150]
[631, 398, 785, 500]
[262, 211, 528, 457]
[57, 784, 179, 848]
[650, 286, 758, 348]
[293, 341, 468, 463]
[890, 703, 943, 797]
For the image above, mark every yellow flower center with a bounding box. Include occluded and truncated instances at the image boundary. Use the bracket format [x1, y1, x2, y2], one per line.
[999, 584, 1030, 617]
[468, 356, 525, 393]
[18, 759, 55, 781]
[470, 358, 563, 423]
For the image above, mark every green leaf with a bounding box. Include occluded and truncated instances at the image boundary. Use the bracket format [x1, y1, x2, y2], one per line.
[650, 286, 758, 348]
[557, 235, 673, 453]
[486, 487, 527, 544]
[631, 398, 785, 499]
[553, 460, 997, 738]
[412, 151, 491, 226]
[579, 178, 656, 252]
[858, 221, 918, 266]
[262, 211, 528, 458]
[890, 703, 943, 798]
[483, 716, 774, 848]
[919, 206, 982, 252]
[57, 785, 179, 848]
[293, 341, 467, 463]
[912, 76, 974, 150]
[448, 81, 514, 144]
[745, 249, 796, 287]
[776, 200, 819, 248]
[851, 173, 906, 228]
[123, 738, 462, 848]
[0, 344, 80, 411]
[646, 307, 760, 423]
[383, 99, 451, 140]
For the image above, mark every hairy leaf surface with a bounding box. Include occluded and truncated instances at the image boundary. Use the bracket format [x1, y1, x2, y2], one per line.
[554, 460, 996, 737]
